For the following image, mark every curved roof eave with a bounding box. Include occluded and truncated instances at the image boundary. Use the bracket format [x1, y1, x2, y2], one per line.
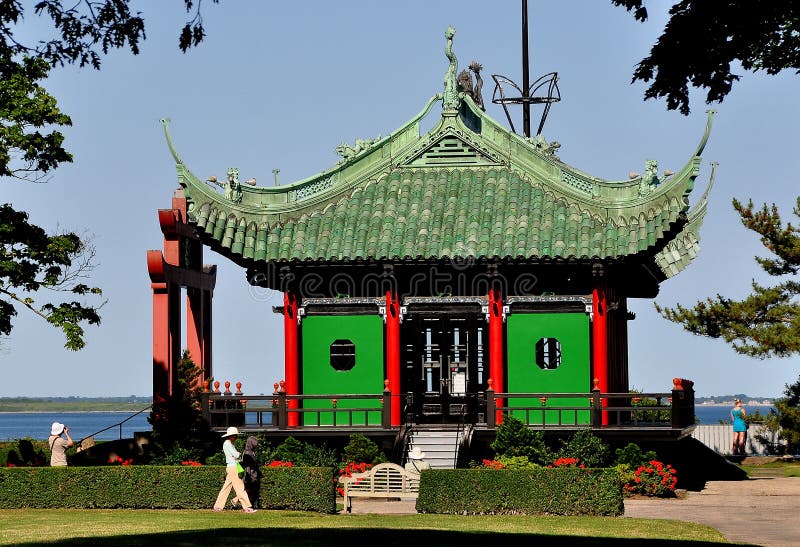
[654, 160, 718, 279]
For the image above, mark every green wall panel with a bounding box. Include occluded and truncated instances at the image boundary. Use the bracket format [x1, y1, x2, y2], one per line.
[506, 312, 591, 425]
[301, 315, 383, 426]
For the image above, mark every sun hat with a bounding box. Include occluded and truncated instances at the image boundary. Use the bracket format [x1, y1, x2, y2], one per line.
[221, 426, 240, 438]
[50, 422, 64, 436]
[408, 446, 426, 460]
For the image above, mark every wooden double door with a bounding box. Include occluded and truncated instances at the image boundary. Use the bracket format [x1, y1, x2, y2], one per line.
[401, 313, 488, 423]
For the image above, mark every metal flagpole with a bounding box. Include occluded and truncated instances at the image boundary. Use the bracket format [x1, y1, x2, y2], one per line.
[522, 0, 531, 137]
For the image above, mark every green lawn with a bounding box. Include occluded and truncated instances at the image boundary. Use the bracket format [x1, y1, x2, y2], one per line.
[740, 460, 800, 478]
[0, 509, 731, 546]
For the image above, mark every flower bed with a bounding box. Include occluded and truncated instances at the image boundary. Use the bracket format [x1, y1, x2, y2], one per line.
[624, 460, 678, 497]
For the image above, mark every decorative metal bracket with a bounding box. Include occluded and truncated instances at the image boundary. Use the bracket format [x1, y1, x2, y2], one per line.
[491, 72, 560, 136]
[379, 305, 387, 324]
[380, 304, 407, 324]
[481, 304, 509, 322]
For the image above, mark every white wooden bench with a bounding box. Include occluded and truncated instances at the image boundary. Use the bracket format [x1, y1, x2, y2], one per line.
[340, 462, 421, 513]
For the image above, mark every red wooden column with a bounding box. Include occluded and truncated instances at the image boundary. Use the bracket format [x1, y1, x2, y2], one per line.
[202, 288, 213, 381]
[283, 291, 299, 427]
[151, 201, 182, 403]
[186, 286, 214, 385]
[488, 287, 504, 425]
[148, 191, 216, 420]
[186, 288, 203, 380]
[592, 284, 609, 425]
[151, 282, 170, 407]
[147, 250, 181, 406]
[385, 290, 401, 426]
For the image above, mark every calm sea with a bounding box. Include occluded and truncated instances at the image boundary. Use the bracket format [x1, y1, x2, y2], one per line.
[0, 411, 151, 442]
[695, 405, 775, 425]
[0, 406, 775, 441]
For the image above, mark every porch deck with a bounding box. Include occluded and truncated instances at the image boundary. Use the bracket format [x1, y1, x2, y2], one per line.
[200, 381, 695, 441]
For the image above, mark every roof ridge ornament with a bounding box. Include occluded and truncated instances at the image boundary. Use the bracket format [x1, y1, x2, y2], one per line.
[692, 110, 716, 157]
[442, 26, 460, 112]
[160, 118, 186, 166]
[336, 135, 381, 162]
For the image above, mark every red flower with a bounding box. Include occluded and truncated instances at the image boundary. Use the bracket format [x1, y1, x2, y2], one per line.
[626, 460, 677, 497]
[551, 457, 581, 468]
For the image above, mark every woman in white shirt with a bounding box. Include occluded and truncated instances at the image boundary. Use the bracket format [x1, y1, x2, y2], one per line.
[212, 427, 256, 513]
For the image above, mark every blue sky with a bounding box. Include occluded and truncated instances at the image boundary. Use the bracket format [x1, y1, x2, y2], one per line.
[2, 1, 799, 398]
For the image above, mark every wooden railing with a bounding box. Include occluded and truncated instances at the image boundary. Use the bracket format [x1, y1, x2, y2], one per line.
[200, 378, 695, 432]
[485, 378, 695, 429]
[201, 386, 394, 430]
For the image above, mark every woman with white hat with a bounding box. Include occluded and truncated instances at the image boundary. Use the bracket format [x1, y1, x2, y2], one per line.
[48, 422, 73, 467]
[404, 446, 430, 473]
[212, 427, 256, 513]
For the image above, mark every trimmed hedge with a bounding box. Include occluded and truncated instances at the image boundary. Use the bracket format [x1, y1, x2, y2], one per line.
[0, 466, 336, 513]
[260, 467, 336, 513]
[416, 468, 623, 516]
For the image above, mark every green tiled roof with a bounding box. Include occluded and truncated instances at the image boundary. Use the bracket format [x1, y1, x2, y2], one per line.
[162, 95, 715, 273]
[190, 166, 687, 262]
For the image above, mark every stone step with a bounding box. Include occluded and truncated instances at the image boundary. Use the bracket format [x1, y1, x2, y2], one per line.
[407, 427, 465, 469]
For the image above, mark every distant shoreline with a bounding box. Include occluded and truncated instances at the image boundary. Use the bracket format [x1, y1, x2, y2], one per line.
[0, 400, 151, 413]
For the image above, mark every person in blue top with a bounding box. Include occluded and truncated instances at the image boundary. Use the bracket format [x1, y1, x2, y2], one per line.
[212, 427, 256, 513]
[731, 399, 747, 456]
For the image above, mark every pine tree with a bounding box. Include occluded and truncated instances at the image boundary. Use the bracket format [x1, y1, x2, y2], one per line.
[770, 378, 800, 454]
[148, 349, 211, 460]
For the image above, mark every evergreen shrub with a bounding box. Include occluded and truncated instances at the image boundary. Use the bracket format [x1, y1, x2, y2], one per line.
[270, 436, 338, 468]
[416, 467, 623, 516]
[341, 433, 386, 465]
[0, 466, 335, 512]
[614, 442, 657, 468]
[558, 429, 611, 467]
[496, 455, 538, 469]
[490, 416, 553, 464]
